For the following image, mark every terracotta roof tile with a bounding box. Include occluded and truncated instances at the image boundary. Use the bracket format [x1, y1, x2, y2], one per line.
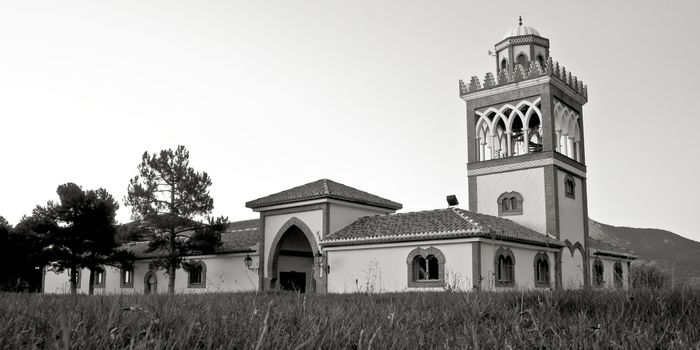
[321, 207, 563, 247]
[245, 179, 402, 210]
[123, 219, 261, 259]
[589, 238, 637, 258]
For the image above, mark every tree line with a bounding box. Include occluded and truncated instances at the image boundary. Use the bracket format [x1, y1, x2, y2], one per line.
[0, 145, 228, 294]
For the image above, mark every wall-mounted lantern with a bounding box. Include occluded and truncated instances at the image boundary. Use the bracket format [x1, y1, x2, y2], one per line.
[244, 254, 259, 273]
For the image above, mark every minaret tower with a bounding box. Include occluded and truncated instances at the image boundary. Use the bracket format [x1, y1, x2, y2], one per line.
[459, 19, 590, 288]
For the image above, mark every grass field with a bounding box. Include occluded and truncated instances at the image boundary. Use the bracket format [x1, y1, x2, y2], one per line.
[1, 289, 699, 349]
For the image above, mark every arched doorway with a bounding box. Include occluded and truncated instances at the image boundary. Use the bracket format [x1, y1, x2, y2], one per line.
[269, 222, 317, 293]
[144, 271, 157, 294]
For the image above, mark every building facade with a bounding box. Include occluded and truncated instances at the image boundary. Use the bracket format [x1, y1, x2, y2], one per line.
[43, 21, 636, 294]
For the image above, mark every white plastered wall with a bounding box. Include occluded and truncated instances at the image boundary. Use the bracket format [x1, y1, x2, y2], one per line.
[328, 202, 391, 235]
[561, 247, 585, 289]
[43, 253, 259, 294]
[478, 242, 556, 290]
[476, 167, 547, 234]
[326, 241, 473, 293]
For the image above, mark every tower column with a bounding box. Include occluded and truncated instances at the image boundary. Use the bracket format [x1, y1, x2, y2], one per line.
[480, 141, 487, 161]
[567, 136, 575, 159]
[506, 132, 513, 157]
[523, 128, 530, 154]
[561, 133, 569, 156]
[574, 140, 581, 161]
[555, 129, 562, 152]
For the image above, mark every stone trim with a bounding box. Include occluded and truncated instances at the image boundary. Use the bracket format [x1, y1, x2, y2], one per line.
[497, 191, 523, 216]
[186, 260, 207, 289]
[533, 252, 550, 288]
[406, 247, 445, 288]
[494, 247, 515, 288]
[120, 267, 134, 289]
[472, 242, 481, 290]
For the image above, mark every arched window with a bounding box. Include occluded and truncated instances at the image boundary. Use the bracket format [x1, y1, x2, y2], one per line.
[593, 258, 604, 288]
[494, 247, 515, 287]
[187, 261, 207, 288]
[533, 252, 550, 287]
[144, 271, 157, 294]
[614, 262, 623, 289]
[406, 247, 445, 288]
[564, 175, 576, 199]
[93, 266, 105, 288]
[497, 192, 523, 216]
[516, 53, 527, 71]
[501, 58, 508, 71]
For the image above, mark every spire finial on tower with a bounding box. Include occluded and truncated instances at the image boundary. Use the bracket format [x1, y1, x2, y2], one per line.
[519, 16, 522, 26]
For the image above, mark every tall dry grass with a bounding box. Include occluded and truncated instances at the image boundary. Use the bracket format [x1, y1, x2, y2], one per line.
[0, 288, 698, 349]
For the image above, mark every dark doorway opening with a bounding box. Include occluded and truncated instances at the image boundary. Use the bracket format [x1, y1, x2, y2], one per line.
[280, 271, 306, 293]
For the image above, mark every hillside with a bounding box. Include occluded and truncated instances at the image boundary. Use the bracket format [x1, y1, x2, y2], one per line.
[589, 219, 700, 287]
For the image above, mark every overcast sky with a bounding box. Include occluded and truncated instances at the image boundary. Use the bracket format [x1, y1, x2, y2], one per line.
[1, 0, 698, 242]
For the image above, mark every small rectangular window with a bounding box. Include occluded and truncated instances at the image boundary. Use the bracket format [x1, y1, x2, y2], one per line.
[120, 268, 134, 288]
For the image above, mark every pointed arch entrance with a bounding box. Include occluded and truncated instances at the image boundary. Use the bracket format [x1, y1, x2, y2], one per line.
[267, 217, 321, 293]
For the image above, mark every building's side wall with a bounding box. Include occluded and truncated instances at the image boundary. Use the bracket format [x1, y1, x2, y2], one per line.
[478, 243, 556, 290]
[476, 167, 547, 234]
[326, 242, 473, 293]
[43, 253, 259, 294]
[328, 203, 390, 236]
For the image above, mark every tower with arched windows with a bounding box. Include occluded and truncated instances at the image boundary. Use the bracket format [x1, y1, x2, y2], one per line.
[460, 19, 590, 288]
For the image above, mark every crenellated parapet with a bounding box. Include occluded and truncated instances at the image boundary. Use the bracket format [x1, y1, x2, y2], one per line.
[459, 57, 587, 100]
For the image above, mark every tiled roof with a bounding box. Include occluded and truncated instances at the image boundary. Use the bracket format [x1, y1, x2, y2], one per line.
[123, 219, 261, 259]
[589, 238, 637, 258]
[321, 207, 563, 247]
[245, 179, 402, 210]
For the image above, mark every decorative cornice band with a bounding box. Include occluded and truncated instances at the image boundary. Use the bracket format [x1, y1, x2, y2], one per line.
[494, 35, 550, 51]
[467, 158, 553, 176]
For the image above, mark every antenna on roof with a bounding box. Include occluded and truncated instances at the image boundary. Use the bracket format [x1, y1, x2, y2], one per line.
[519, 16, 522, 26]
[446, 195, 459, 207]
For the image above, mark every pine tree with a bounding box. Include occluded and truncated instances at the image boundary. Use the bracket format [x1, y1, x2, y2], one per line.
[125, 145, 227, 294]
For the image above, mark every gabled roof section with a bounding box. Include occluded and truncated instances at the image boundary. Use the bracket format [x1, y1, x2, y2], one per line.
[122, 219, 261, 259]
[321, 207, 563, 247]
[245, 179, 402, 210]
[589, 238, 638, 259]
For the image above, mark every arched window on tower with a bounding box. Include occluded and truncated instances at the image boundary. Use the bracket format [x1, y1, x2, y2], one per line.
[536, 54, 544, 70]
[501, 58, 508, 71]
[516, 53, 527, 71]
[564, 175, 576, 199]
[497, 192, 523, 216]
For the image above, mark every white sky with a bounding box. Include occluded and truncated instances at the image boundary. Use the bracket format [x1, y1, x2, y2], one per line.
[1, 0, 698, 241]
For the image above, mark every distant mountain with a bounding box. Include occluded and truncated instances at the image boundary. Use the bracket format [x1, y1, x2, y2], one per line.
[589, 219, 700, 288]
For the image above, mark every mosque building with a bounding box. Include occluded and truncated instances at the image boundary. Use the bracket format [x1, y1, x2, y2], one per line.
[43, 20, 637, 294]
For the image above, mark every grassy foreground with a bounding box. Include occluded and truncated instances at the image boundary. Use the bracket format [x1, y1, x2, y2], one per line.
[1, 289, 699, 349]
